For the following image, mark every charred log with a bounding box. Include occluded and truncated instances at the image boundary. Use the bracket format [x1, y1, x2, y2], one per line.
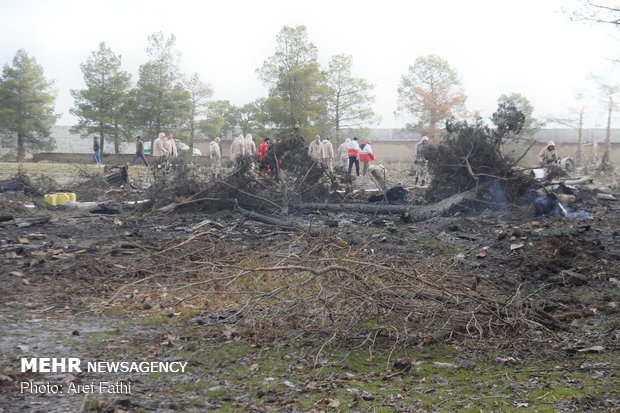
[301, 188, 477, 222]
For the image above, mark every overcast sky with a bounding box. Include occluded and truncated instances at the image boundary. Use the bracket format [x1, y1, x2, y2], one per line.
[1, 0, 620, 130]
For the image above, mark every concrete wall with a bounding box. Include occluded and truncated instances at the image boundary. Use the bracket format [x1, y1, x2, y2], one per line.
[32, 152, 210, 164]
[26, 140, 620, 169]
[369, 141, 620, 166]
[6, 125, 620, 167]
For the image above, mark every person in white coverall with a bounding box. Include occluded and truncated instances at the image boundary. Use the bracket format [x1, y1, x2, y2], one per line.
[338, 138, 350, 169]
[229, 134, 246, 164]
[209, 137, 222, 180]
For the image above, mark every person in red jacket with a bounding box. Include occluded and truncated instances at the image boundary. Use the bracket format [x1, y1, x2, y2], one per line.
[359, 140, 375, 175]
[347, 137, 361, 176]
[258, 137, 270, 175]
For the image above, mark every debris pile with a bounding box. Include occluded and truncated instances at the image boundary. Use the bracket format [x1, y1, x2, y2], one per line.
[427, 104, 534, 206]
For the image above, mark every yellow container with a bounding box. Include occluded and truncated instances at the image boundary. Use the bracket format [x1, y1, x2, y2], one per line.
[56, 193, 70, 205]
[57, 192, 76, 202]
[44, 194, 57, 206]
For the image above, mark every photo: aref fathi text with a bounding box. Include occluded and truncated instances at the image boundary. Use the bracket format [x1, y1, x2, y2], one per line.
[20, 380, 132, 394]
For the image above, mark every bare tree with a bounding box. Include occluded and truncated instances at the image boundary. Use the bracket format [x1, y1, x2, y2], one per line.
[547, 105, 586, 166]
[325, 54, 378, 142]
[573, 1, 620, 26]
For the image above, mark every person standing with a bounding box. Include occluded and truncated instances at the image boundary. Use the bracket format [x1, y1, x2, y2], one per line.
[164, 132, 178, 158]
[338, 138, 350, 169]
[153, 132, 167, 158]
[359, 140, 375, 175]
[131, 136, 148, 167]
[209, 137, 222, 180]
[93, 136, 102, 166]
[414, 136, 430, 186]
[230, 134, 246, 163]
[258, 137, 270, 175]
[308, 135, 322, 162]
[244, 134, 257, 157]
[244, 134, 257, 170]
[321, 138, 334, 171]
[347, 137, 361, 176]
[267, 138, 281, 179]
[151, 132, 168, 178]
[538, 141, 559, 166]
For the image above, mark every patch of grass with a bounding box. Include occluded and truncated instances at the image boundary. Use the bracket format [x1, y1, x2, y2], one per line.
[605, 286, 620, 301]
[148, 338, 620, 412]
[424, 237, 461, 255]
[136, 313, 177, 325]
[574, 288, 598, 305]
[0, 161, 100, 182]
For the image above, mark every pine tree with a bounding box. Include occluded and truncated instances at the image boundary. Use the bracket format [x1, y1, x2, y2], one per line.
[70, 42, 131, 154]
[0, 49, 58, 161]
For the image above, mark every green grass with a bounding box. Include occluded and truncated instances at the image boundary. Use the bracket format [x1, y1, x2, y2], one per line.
[134, 337, 619, 412]
[70, 317, 615, 412]
[0, 161, 150, 185]
[0, 161, 97, 180]
[424, 237, 461, 255]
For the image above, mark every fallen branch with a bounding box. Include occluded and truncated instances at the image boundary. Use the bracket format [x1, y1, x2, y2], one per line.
[563, 176, 593, 186]
[219, 180, 284, 212]
[301, 188, 477, 222]
[158, 196, 224, 213]
[234, 200, 297, 229]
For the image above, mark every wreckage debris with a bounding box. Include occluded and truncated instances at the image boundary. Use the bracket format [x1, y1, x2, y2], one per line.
[368, 186, 408, 203]
[104, 165, 129, 186]
[0, 173, 42, 195]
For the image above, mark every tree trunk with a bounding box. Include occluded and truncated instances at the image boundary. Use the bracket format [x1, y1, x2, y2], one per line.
[335, 92, 340, 143]
[576, 107, 583, 167]
[190, 125, 195, 153]
[17, 132, 26, 161]
[236, 203, 296, 228]
[114, 125, 120, 155]
[300, 188, 477, 223]
[606, 96, 612, 155]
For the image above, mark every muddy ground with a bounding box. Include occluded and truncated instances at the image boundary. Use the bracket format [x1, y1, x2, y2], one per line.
[0, 163, 619, 412]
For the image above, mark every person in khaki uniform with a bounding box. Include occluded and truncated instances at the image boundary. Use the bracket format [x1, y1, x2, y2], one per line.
[308, 135, 322, 162]
[153, 132, 167, 157]
[321, 138, 334, 171]
[164, 132, 178, 158]
[538, 141, 559, 166]
[413, 136, 430, 186]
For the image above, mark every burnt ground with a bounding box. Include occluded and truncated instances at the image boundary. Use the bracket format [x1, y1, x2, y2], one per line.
[0, 170, 619, 412]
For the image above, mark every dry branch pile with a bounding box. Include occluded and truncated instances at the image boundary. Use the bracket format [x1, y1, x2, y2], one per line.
[148, 139, 352, 214]
[427, 104, 534, 204]
[102, 228, 585, 348]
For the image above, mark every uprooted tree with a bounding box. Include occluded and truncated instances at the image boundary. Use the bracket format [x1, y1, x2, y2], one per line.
[149, 135, 352, 217]
[427, 101, 534, 203]
[150, 102, 536, 225]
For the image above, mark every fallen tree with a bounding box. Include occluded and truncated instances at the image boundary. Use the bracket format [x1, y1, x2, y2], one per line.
[0, 172, 43, 195]
[300, 188, 477, 222]
[426, 102, 535, 203]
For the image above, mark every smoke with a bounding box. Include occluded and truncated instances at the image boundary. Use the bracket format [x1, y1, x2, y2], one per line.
[532, 193, 592, 220]
[561, 206, 593, 220]
[482, 179, 509, 212]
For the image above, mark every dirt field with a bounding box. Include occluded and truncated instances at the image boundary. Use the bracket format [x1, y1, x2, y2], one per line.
[0, 161, 619, 412]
